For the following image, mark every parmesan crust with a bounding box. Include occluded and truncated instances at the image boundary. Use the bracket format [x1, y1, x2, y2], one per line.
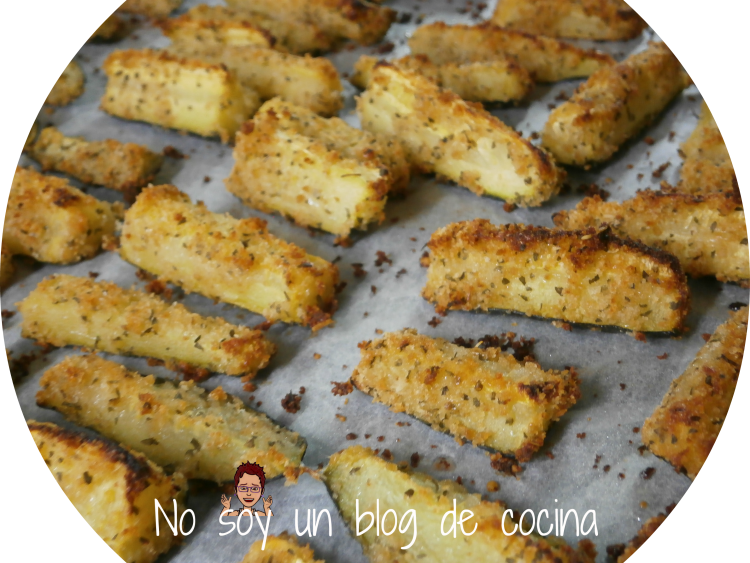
[357, 64, 564, 207]
[324, 446, 596, 563]
[118, 0, 182, 19]
[119, 185, 339, 329]
[553, 190, 749, 287]
[165, 40, 343, 117]
[678, 102, 735, 195]
[181, 4, 338, 54]
[37, 355, 307, 483]
[159, 11, 276, 51]
[19, 274, 276, 378]
[45, 60, 85, 107]
[491, 0, 647, 40]
[28, 126, 164, 200]
[409, 22, 615, 83]
[4, 166, 119, 264]
[226, 99, 409, 242]
[542, 42, 691, 166]
[642, 307, 747, 479]
[351, 54, 534, 104]
[352, 329, 580, 463]
[101, 49, 259, 143]
[242, 534, 324, 563]
[226, 0, 395, 45]
[29, 420, 186, 563]
[422, 219, 690, 333]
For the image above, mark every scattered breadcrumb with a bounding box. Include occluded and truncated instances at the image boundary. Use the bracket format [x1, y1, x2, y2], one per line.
[281, 392, 302, 414]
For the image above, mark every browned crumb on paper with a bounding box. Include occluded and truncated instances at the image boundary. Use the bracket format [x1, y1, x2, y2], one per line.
[331, 381, 353, 396]
[281, 392, 302, 414]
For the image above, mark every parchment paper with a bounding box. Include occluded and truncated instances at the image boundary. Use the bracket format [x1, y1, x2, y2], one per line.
[5, 1, 747, 561]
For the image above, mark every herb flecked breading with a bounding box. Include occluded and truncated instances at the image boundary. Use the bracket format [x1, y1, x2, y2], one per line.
[422, 219, 691, 333]
[242, 534, 324, 563]
[29, 420, 186, 563]
[119, 185, 339, 330]
[642, 306, 747, 479]
[357, 64, 565, 207]
[45, 60, 85, 107]
[352, 329, 580, 464]
[19, 274, 276, 378]
[37, 355, 307, 483]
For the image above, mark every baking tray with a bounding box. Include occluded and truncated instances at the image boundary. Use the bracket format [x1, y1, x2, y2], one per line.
[5, 1, 747, 561]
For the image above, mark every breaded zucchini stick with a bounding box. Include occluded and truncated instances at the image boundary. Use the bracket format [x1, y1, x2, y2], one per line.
[178, 5, 337, 54]
[45, 60, 84, 106]
[4, 167, 119, 264]
[120, 185, 339, 329]
[351, 54, 534, 104]
[226, 99, 408, 242]
[18, 274, 276, 378]
[612, 512, 668, 563]
[0, 247, 14, 289]
[90, 13, 129, 42]
[423, 220, 690, 332]
[491, 0, 647, 40]
[226, 0, 395, 45]
[101, 49, 259, 143]
[28, 126, 164, 200]
[119, 0, 182, 19]
[29, 420, 185, 563]
[358, 64, 564, 207]
[542, 42, 691, 166]
[324, 446, 595, 563]
[554, 190, 749, 287]
[37, 355, 307, 482]
[242, 534, 324, 563]
[410, 22, 615, 83]
[353, 329, 580, 464]
[166, 40, 343, 117]
[642, 307, 747, 479]
[679, 102, 735, 194]
[159, 11, 276, 50]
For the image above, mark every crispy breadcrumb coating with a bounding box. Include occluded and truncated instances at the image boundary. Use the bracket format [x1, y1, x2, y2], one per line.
[45, 60, 84, 107]
[241, 534, 324, 563]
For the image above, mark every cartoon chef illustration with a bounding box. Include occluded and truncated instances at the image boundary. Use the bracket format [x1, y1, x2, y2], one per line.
[220, 462, 273, 518]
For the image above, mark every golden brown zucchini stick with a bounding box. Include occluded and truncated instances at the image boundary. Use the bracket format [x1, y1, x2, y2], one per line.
[45, 60, 84, 106]
[491, 0, 647, 40]
[29, 420, 186, 563]
[0, 247, 14, 289]
[324, 446, 596, 563]
[242, 534, 324, 563]
[679, 102, 735, 194]
[101, 49, 259, 143]
[120, 185, 339, 329]
[423, 220, 690, 333]
[119, 0, 182, 19]
[28, 126, 164, 200]
[4, 167, 119, 264]
[226, 99, 408, 242]
[165, 40, 343, 117]
[353, 329, 580, 466]
[90, 13, 129, 42]
[642, 306, 747, 479]
[351, 54, 534, 104]
[18, 274, 276, 378]
[226, 0, 395, 45]
[177, 4, 338, 54]
[409, 22, 615, 83]
[159, 11, 276, 50]
[358, 64, 564, 207]
[553, 190, 749, 287]
[37, 355, 307, 483]
[542, 42, 691, 166]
